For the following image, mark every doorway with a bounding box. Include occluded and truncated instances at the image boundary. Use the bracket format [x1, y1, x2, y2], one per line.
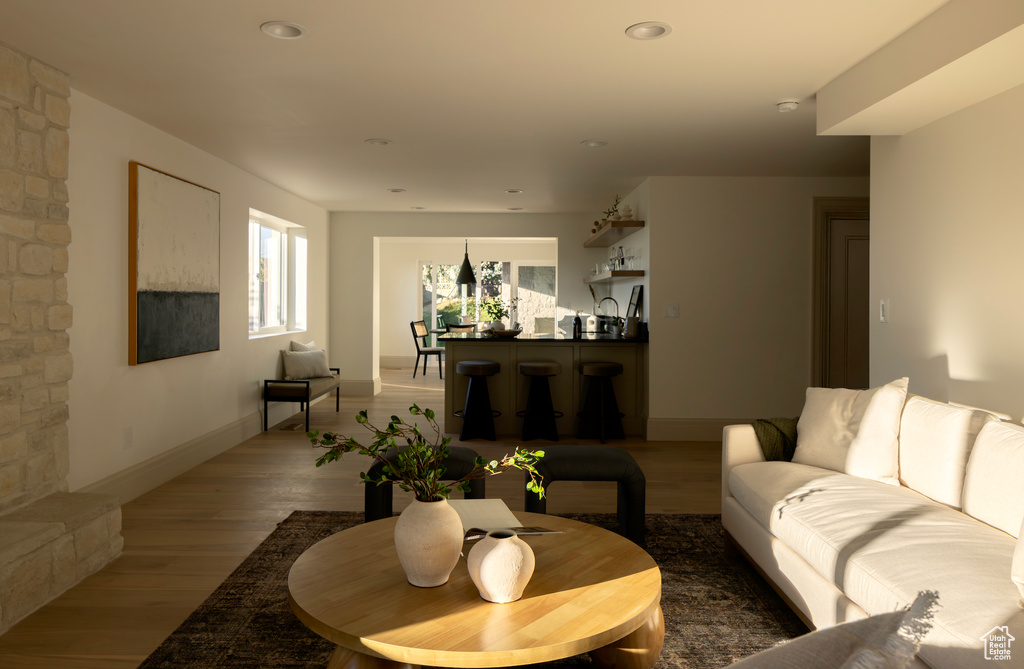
[812, 197, 870, 389]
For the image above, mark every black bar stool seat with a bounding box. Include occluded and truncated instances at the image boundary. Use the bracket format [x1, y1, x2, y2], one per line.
[524, 444, 646, 545]
[517, 361, 563, 441]
[454, 360, 501, 441]
[576, 361, 624, 442]
[364, 446, 485, 521]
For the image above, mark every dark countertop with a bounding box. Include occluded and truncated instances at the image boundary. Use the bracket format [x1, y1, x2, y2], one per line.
[438, 332, 648, 343]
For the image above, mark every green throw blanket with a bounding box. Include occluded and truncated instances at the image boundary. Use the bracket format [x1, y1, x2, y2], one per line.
[752, 417, 798, 461]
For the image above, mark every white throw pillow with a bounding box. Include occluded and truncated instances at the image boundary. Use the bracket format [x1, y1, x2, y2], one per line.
[963, 420, 1024, 537]
[1014, 517, 1024, 601]
[290, 340, 317, 352]
[281, 349, 331, 380]
[792, 377, 909, 485]
[898, 396, 995, 509]
[727, 591, 937, 668]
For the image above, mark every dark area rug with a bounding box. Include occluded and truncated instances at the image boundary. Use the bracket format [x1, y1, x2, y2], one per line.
[138, 512, 806, 669]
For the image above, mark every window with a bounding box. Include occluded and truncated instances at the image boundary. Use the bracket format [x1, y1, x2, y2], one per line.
[249, 209, 307, 336]
[420, 259, 556, 339]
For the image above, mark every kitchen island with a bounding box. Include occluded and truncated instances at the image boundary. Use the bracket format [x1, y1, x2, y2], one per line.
[438, 332, 647, 439]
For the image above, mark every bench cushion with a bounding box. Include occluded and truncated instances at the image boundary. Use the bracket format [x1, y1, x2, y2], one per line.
[265, 375, 337, 400]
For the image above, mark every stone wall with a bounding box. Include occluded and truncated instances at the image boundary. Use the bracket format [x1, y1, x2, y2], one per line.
[0, 41, 73, 513]
[0, 40, 121, 637]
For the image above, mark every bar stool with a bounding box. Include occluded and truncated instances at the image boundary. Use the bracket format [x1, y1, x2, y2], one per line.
[516, 361, 563, 441]
[576, 361, 625, 442]
[454, 360, 501, 441]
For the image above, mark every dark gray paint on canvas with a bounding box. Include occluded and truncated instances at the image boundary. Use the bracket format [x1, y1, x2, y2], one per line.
[136, 291, 219, 364]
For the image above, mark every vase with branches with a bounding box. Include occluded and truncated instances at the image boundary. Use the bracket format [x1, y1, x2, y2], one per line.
[308, 405, 545, 587]
[309, 404, 544, 500]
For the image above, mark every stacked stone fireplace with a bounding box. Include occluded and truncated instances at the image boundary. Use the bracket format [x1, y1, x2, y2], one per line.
[0, 41, 122, 636]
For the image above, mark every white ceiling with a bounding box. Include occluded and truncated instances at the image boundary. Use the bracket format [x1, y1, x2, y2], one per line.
[0, 0, 950, 213]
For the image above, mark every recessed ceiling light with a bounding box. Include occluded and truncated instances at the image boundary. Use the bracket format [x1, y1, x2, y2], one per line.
[260, 21, 308, 39]
[508, 207, 523, 211]
[581, 140, 608, 148]
[364, 138, 393, 146]
[505, 189, 524, 194]
[387, 188, 406, 193]
[776, 101, 800, 113]
[625, 22, 672, 40]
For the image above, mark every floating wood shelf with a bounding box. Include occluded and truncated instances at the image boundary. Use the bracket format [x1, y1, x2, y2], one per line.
[584, 270, 644, 284]
[583, 221, 645, 247]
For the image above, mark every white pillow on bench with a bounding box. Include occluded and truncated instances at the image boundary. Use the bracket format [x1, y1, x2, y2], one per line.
[282, 349, 331, 380]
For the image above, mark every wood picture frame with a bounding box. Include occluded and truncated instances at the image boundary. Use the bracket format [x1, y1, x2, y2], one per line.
[128, 161, 221, 365]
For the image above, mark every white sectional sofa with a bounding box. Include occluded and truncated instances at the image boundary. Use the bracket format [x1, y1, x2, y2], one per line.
[722, 379, 1024, 669]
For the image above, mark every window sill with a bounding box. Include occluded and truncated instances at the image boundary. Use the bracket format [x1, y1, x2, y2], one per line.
[249, 328, 307, 341]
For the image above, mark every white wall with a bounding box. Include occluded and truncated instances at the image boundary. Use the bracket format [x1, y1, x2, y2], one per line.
[643, 176, 869, 435]
[330, 212, 596, 389]
[871, 83, 1024, 419]
[377, 238, 557, 362]
[66, 91, 329, 491]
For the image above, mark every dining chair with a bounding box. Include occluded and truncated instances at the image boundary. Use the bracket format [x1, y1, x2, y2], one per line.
[410, 320, 444, 379]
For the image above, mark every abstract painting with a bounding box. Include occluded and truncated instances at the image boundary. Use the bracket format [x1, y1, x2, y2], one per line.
[129, 162, 220, 365]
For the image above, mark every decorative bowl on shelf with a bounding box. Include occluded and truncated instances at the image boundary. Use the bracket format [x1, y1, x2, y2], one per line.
[489, 328, 523, 338]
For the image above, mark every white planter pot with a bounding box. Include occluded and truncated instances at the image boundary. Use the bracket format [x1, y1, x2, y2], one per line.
[393, 498, 465, 587]
[467, 530, 535, 603]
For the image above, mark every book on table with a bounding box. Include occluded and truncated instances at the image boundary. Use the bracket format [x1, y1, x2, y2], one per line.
[446, 498, 563, 540]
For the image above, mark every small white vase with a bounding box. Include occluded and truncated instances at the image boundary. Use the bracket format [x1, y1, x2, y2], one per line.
[467, 530, 535, 603]
[393, 498, 465, 587]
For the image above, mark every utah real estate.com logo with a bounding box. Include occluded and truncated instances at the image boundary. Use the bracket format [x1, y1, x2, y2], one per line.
[981, 626, 1015, 662]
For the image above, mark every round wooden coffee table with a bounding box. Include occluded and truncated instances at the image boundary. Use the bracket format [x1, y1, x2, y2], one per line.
[288, 512, 663, 669]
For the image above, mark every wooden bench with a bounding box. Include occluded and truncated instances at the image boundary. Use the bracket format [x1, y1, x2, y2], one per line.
[263, 368, 340, 432]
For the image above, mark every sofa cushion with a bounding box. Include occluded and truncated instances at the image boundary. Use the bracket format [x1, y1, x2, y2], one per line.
[792, 377, 908, 485]
[963, 420, 1024, 538]
[730, 461, 1023, 665]
[281, 349, 330, 380]
[898, 396, 995, 509]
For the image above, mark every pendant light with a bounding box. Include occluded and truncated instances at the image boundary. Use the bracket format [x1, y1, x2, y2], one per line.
[456, 239, 476, 285]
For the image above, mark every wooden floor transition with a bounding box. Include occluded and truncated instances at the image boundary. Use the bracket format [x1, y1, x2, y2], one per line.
[0, 366, 722, 668]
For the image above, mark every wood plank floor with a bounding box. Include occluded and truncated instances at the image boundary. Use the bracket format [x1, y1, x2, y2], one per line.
[0, 367, 722, 668]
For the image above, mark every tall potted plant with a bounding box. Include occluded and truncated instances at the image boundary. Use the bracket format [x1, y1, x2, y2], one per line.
[309, 404, 544, 587]
[481, 296, 520, 329]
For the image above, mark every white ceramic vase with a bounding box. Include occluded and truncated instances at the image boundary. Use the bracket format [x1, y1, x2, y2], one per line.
[393, 498, 465, 587]
[467, 530, 535, 603]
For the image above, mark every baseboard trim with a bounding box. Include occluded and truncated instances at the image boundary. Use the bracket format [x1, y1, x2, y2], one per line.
[644, 417, 750, 442]
[380, 355, 416, 368]
[77, 413, 262, 505]
[339, 378, 380, 396]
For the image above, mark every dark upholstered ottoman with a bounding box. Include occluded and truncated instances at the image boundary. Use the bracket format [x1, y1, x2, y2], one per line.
[364, 445, 485, 521]
[524, 444, 646, 545]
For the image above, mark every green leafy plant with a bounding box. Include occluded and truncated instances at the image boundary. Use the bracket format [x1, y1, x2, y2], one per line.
[481, 296, 520, 322]
[603, 194, 622, 219]
[308, 404, 545, 502]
